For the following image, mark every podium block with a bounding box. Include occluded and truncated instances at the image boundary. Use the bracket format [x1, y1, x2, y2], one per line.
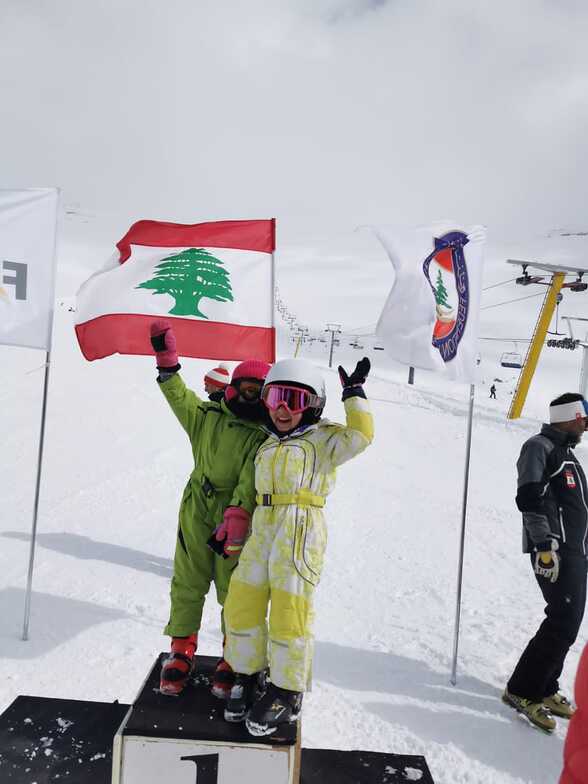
[300, 748, 435, 783]
[0, 695, 130, 783]
[0, 660, 435, 783]
[112, 654, 300, 784]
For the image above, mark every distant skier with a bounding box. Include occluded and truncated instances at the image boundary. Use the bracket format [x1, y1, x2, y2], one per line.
[503, 393, 588, 732]
[489, 384, 497, 399]
[204, 364, 230, 402]
[222, 357, 374, 736]
[560, 642, 588, 783]
[150, 320, 270, 698]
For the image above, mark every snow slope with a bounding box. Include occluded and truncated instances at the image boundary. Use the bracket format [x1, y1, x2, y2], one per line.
[1, 212, 587, 784]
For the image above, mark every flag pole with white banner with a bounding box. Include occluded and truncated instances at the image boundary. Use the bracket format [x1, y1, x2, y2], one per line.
[75, 218, 276, 363]
[0, 188, 59, 640]
[372, 222, 486, 684]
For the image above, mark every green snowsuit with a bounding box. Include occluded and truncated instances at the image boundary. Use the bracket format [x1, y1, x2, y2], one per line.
[159, 373, 268, 637]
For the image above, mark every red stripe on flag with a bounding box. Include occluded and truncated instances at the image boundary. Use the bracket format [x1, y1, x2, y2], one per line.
[75, 314, 276, 363]
[116, 219, 276, 262]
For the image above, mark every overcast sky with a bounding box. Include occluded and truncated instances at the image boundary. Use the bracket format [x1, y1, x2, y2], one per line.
[1, 1, 587, 242]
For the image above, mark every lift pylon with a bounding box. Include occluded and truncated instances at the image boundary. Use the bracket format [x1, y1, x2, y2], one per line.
[507, 272, 565, 419]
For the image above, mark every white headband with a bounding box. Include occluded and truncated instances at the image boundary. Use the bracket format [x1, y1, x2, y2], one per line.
[549, 400, 587, 424]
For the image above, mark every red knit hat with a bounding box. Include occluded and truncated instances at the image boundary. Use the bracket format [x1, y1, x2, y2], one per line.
[204, 364, 230, 389]
[231, 359, 271, 384]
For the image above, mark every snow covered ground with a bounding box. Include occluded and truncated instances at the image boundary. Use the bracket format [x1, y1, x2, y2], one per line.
[1, 211, 588, 783]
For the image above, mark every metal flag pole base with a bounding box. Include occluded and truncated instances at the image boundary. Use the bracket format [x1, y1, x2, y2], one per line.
[22, 350, 52, 641]
[450, 383, 475, 685]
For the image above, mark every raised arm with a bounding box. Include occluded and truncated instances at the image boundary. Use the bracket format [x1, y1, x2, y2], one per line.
[324, 357, 374, 468]
[151, 320, 205, 439]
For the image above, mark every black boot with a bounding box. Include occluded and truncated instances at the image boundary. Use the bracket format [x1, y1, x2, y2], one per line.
[245, 683, 302, 736]
[224, 672, 262, 722]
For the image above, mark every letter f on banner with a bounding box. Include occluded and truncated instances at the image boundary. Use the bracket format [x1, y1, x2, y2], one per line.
[0, 188, 58, 351]
[2, 261, 28, 300]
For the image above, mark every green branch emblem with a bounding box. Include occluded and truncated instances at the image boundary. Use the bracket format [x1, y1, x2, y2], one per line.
[136, 247, 233, 318]
[434, 269, 451, 309]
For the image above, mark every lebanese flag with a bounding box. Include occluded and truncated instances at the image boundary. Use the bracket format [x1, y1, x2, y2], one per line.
[75, 218, 276, 362]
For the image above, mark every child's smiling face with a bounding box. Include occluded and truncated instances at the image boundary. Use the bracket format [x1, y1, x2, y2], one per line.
[268, 404, 303, 433]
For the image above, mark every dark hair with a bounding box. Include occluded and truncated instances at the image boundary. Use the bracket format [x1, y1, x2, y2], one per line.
[550, 392, 585, 407]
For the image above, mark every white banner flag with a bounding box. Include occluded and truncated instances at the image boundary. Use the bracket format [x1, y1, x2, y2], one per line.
[374, 222, 486, 383]
[0, 189, 59, 350]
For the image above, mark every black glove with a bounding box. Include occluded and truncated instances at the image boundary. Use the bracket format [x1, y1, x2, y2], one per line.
[338, 357, 370, 400]
[207, 531, 229, 559]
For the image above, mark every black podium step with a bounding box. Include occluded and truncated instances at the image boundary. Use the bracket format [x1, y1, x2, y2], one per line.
[300, 748, 434, 784]
[0, 695, 130, 783]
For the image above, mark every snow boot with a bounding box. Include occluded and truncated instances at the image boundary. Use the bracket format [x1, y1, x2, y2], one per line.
[159, 634, 197, 696]
[543, 692, 576, 719]
[224, 672, 263, 722]
[211, 658, 235, 700]
[245, 683, 302, 737]
[502, 688, 556, 733]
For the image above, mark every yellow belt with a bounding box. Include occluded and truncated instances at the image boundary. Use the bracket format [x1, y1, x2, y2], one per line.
[256, 490, 325, 508]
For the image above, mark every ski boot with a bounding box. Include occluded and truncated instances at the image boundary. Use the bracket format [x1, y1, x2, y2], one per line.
[502, 688, 556, 733]
[543, 692, 575, 719]
[211, 658, 235, 700]
[245, 682, 302, 737]
[159, 634, 197, 696]
[224, 672, 263, 722]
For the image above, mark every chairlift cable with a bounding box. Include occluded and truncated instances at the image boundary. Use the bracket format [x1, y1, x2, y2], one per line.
[482, 272, 576, 295]
[344, 323, 378, 335]
[482, 277, 518, 292]
[480, 292, 545, 311]
[479, 336, 532, 342]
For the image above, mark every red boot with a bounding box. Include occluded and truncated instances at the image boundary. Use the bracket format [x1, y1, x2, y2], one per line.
[159, 634, 197, 696]
[211, 658, 235, 700]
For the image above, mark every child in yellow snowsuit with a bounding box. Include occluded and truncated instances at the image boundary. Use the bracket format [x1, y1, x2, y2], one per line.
[223, 357, 373, 735]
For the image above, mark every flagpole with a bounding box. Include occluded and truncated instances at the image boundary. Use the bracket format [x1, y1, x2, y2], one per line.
[450, 382, 475, 685]
[271, 249, 276, 362]
[22, 192, 58, 641]
[22, 350, 52, 641]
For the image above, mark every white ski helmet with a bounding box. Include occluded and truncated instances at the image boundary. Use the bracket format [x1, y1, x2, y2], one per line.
[264, 358, 326, 408]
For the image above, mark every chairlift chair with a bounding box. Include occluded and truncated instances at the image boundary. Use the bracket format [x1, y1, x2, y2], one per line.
[500, 352, 523, 369]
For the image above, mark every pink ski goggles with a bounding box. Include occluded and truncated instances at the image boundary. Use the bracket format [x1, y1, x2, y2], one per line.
[262, 384, 324, 414]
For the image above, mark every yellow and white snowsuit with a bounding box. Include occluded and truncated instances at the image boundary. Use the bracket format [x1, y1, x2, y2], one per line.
[223, 395, 373, 692]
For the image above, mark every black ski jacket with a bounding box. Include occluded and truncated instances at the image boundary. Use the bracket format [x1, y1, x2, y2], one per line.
[516, 424, 588, 556]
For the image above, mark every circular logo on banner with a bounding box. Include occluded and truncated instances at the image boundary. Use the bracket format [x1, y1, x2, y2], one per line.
[422, 231, 470, 363]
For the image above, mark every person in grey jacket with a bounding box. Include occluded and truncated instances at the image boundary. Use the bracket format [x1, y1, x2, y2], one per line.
[503, 392, 588, 732]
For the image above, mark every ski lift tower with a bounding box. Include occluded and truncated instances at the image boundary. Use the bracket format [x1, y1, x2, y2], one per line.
[506, 259, 588, 419]
[561, 316, 588, 398]
[325, 323, 342, 368]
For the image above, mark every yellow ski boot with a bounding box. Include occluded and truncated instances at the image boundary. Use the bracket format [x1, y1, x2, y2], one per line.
[502, 689, 556, 733]
[543, 692, 575, 719]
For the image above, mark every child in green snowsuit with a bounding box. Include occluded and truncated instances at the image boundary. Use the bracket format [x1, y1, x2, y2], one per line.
[150, 320, 270, 697]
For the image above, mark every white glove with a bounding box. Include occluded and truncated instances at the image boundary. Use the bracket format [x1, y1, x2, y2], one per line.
[534, 541, 560, 583]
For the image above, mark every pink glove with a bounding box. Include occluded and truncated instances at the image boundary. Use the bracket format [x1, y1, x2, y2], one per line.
[150, 320, 179, 369]
[215, 506, 251, 557]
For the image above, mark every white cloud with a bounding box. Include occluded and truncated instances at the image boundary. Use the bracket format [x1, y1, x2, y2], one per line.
[0, 0, 586, 238]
